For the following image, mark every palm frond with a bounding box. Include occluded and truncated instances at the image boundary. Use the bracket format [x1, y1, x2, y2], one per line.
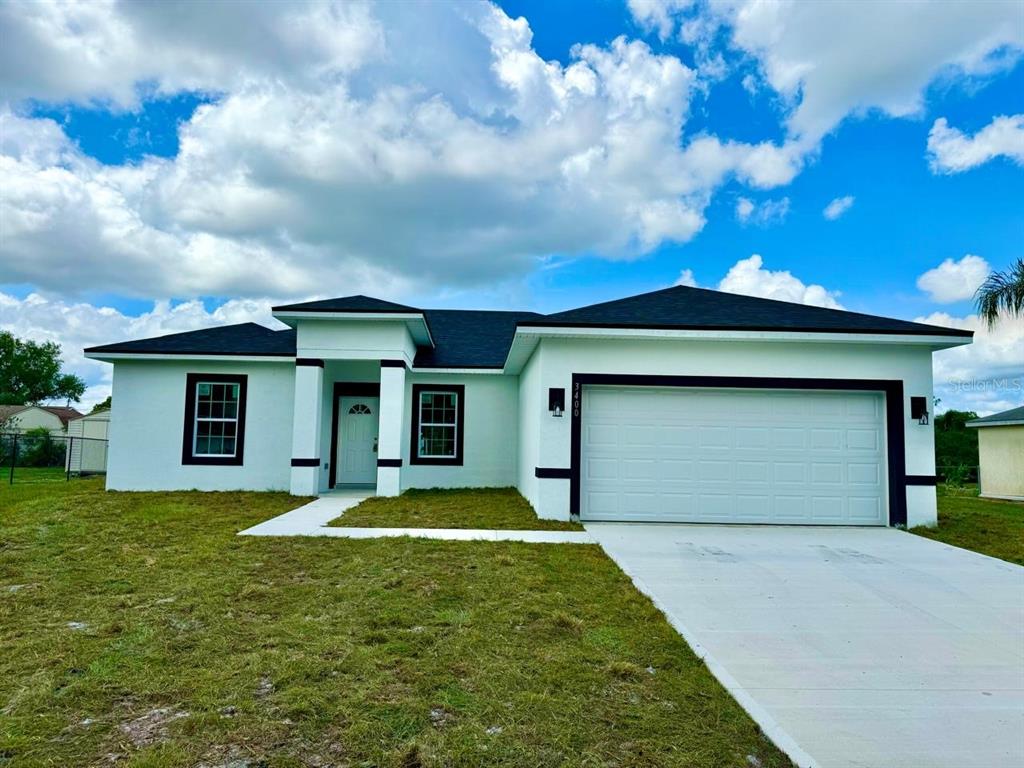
[974, 258, 1024, 328]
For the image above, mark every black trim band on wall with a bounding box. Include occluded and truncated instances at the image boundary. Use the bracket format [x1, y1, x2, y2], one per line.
[380, 359, 407, 369]
[377, 458, 403, 468]
[295, 358, 325, 367]
[291, 458, 320, 467]
[182, 372, 248, 467]
[329, 381, 383, 487]
[905, 475, 938, 486]
[535, 467, 571, 479]
[569, 374, 907, 527]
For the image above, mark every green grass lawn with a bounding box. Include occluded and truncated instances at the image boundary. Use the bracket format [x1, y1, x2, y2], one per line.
[329, 487, 584, 531]
[0, 479, 787, 767]
[912, 485, 1024, 565]
[4, 466, 70, 485]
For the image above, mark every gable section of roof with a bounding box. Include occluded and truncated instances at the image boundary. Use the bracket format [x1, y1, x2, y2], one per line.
[85, 323, 297, 357]
[524, 285, 973, 338]
[272, 295, 421, 313]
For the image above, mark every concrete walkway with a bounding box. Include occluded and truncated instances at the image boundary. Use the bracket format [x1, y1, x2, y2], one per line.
[587, 523, 1024, 768]
[239, 491, 594, 543]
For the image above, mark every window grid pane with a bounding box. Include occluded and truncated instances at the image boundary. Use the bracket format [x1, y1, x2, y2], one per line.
[194, 381, 240, 457]
[417, 390, 458, 458]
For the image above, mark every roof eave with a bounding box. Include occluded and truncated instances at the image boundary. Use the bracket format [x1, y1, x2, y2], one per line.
[84, 352, 296, 363]
[271, 310, 435, 348]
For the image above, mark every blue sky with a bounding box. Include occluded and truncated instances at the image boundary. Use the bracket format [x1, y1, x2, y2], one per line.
[0, 0, 1021, 412]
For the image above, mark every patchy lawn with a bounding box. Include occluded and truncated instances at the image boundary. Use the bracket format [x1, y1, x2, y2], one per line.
[329, 487, 584, 531]
[911, 485, 1024, 565]
[5, 466, 69, 485]
[0, 479, 787, 767]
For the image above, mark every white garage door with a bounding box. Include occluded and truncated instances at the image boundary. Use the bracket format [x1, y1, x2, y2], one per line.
[581, 387, 887, 525]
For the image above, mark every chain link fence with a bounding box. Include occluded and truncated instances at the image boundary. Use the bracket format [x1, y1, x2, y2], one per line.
[2, 432, 109, 484]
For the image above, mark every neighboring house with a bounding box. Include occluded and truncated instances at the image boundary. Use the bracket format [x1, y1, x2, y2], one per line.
[967, 407, 1024, 501]
[84, 285, 973, 527]
[65, 409, 112, 475]
[0, 404, 83, 435]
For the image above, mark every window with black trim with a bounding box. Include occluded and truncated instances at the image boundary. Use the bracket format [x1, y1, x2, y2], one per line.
[410, 384, 464, 465]
[182, 373, 248, 465]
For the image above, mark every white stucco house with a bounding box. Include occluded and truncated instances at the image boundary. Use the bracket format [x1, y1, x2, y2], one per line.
[85, 286, 973, 527]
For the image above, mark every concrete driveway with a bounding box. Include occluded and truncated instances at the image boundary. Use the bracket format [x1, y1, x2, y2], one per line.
[587, 524, 1024, 768]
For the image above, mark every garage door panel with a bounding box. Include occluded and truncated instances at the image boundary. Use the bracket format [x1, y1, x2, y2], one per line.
[581, 387, 887, 525]
[736, 461, 770, 483]
[849, 463, 881, 484]
[811, 496, 845, 521]
[810, 462, 843, 485]
[847, 429, 880, 450]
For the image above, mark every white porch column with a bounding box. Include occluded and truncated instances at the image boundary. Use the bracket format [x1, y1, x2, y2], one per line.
[289, 359, 324, 495]
[376, 359, 406, 496]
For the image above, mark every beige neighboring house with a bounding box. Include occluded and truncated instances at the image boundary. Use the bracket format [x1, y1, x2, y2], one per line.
[65, 409, 111, 475]
[0, 405, 84, 435]
[967, 406, 1024, 501]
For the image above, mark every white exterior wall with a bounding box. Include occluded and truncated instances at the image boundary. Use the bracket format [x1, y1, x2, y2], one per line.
[106, 360, 294, 491]
[517, 350, 542, 512]
[518, 337, 938, 526]
[401, 372, 518, 490]
[297, 320, 417, 364]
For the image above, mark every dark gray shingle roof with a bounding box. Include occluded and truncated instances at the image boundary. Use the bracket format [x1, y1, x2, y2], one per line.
[524, 285, 973, 337]
[86, 286, 972, 367]
[967, 405, 1024, 427]
[85, 323, 296, 357]
[415, 310, 543, 368]
[272, 295, 419, 313]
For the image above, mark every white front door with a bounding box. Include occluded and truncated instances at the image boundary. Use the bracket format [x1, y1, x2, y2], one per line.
[581, 387, 887, 525]
[338, 396, 380, 485]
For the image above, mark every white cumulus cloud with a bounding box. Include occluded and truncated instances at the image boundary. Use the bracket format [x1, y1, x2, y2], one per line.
[823, 195, 855, 220]
[0, 2, 803, 302]
[717, 254, 844, 309]
[629, 1, 1023, 143]
[0, 291, 287, 410]
[918, 311, 1024, 415]
[927, 114, 1024, 174]
[916, 255, 992, 303]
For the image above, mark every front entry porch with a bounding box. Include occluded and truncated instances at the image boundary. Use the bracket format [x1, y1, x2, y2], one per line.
[288, 358, 407, 497]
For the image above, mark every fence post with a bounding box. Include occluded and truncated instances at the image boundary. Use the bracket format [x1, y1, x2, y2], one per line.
[9, 434, 16, 485]
[67, 436, 73, 482]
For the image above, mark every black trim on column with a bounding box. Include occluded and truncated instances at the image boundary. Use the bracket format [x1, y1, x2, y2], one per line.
[377, 458, 403, 468]
[296, 358, 325, 367]
[535, 467, 571, 479]
[380, 359, 407, 369]
[182, 373, 248, 466]
[569, 374, 907, 527]
[905, 475, 938, 486]
[409, 384, 465, 466]
[329, 381, 382, 488]
[291, 458, 320, 467]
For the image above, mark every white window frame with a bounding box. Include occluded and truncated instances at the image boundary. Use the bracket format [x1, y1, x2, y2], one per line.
[192, 381, 241, 458]
[417, 389, 459, 459]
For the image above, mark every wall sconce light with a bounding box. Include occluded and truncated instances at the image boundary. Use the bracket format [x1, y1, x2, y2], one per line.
[910, 396, 929, 426]
[549, 387, 565, 418]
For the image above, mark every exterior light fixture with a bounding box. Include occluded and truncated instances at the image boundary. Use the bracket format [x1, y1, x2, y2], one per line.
[549, 387, 565, 418]
[910, 396, 929, 426]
